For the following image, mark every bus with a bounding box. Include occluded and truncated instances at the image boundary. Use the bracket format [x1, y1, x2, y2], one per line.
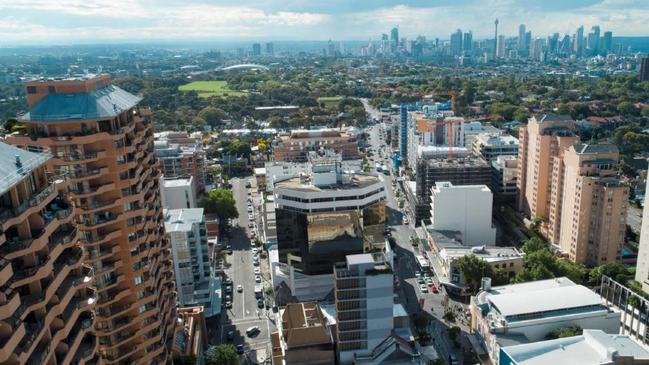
[415, 255, 430, 273]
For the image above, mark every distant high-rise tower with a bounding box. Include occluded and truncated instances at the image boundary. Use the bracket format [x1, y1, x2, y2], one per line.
[518, 24, 527, 56]
[641, 58, 649, 82]
[463, 31, 473, 53]
[494, 18, 499, 55]
[497, 35, 506, 58]
[575, 25, 585, 56]
[588, 25, 600, 54]
[390, 26, 399, 51]
[450, 29, 463, 56]
[602, 31, 612, 53]
[265, 42, 274, 56]
[252, 43, 261, 56]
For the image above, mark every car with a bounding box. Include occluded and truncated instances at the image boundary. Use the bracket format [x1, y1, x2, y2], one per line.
[257, 299, 264, 308]
[414, 271, 421, 278]
[248, 222, 254, 228]
[419, 284, 429, 293]
[246, 326, 260, 337]
[236, 284, 243, 293]
[402, 216, 409, 225]
[430, 283, 439, 294]
[247, 206, 253, 212]
[417, 277, 425, 284]
[255, 274, 262, 283]
[253, 260, 259, 267]
[252, 248, 258, 254]
[226, 286, 233, 294]
[225, 294, 231, 301]
[254, 267, 261, 274]
[236, 344, 244, 354]
[225, 301, 232, 308]
[248, 214, 254, 220]
[225, 277, 232, 285]
[226, 330, 234, 341]
[425, 277, 433, 284]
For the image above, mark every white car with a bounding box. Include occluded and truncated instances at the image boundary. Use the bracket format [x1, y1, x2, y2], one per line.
[236, 285, 243, 293]
[419, 284, 429, 293]
[247, 206, 253, 212]
[255, 274, 262, 283]
[254, 267, 261, 274]
[252, 248, 258, 255]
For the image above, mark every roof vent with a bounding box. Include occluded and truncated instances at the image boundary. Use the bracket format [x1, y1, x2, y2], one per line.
[15, 155, 22, 169]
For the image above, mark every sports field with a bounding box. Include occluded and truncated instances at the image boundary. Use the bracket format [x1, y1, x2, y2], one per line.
[317, 96, 343, 108]
[178, 81, 245, 97]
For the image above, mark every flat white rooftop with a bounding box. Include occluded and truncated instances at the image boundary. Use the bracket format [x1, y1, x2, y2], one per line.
[163, 177, 193, 188]
[502, 329, 649, 365]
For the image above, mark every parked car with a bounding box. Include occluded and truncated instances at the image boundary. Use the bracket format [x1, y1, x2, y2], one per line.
[255, 274, 262, 283]
[226, 330, 234, 341]
[419, 284, 429, 293]
[236, 285, 243, 293]
[236, 344, 244, 354]
[246, 326, 260, 337]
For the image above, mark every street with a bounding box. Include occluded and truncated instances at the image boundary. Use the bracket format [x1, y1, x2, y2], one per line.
[219, 177, 274, 364]
[365, 120, 472, 364]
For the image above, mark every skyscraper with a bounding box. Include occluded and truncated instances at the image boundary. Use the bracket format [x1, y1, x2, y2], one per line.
[603, 31, 613, 53]
[450, 29, 463, 56]
[497, 35, 506, 58]
[518, 24, 527, 56]
[641, 58, 649, 82]
[390, 26, 399, 51]
[252, 43, 261, 56]
[588, 25, 601, 54]
[7, 75, 177, 363]
[265, 42, 274, 56]
[463, 31, 473, 53]
[575, 25, 585, 56]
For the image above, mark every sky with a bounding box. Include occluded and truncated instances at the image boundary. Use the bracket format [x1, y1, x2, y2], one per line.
[0, 0, 648, 45]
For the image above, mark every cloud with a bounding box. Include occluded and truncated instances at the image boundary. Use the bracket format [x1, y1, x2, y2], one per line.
[0, 0, 647, 44]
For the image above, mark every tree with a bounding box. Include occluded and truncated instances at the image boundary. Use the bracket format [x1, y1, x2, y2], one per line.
[546, 326, 582, 340]
[199, 189, 239, 221]
[198, 106, 227, 126]
[617, 101, 637, 116]
[589, 263, 630, 286]
[456, 254, 502, 294]
[521, 237, 546, 254]
[206, 344, 239, 365]
[191, 116, 207, 128]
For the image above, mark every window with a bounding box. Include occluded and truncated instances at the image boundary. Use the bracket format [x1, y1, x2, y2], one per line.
[27, 86, 37, 94]
[134, 276, 143, 285]
[48, 86, 56, 94]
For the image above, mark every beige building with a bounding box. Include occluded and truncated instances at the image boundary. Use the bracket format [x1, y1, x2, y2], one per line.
[271, 302, 335, 365]
[517, 114, 579, 220]
[7, 75, 177, 364]
[272, 128, 359, 162]
[0, 142, 96, 365]
[636, 178, 649, 293]
[557, 144, 628, 265]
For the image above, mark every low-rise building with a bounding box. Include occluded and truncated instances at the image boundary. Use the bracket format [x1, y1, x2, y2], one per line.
[271, 302, 335, 365]
[430, 182, 496, 246]
[491, 155, 518, 196]
[436, 246, 524, 295]
[165, 208, 220, 317]
[273, 128, 360, 162]
[472, 133, 519, 161]
[471, 277, 621, 365]
[499, 329, 649, 365]
[161, 176, 197, 209]
[173, 306, 209, 365]
[155, 131, 207, 193]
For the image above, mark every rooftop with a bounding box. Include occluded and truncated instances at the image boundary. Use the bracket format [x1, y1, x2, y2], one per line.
[346, 253, 375, 266]
[573, 143, 619, 155]
[441, 246, 524, 263]
[501, 330, 649, 365]
[479, 277, 605, 320]
[163, 177, 193, 188]
[0, 142, 52, 195]
[274, 173, 380, 192]
[22, 84, 141, 122]
[425, 156, 490, 168]
[535, 114, 574, 123]
[164, 208, 204, 232]
[474, 133, 519, 147]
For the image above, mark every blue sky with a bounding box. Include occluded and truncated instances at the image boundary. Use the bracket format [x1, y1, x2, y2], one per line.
[0, 0, 648, 44]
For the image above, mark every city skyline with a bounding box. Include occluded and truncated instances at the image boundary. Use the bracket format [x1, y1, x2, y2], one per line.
[1, 0, 649, 44]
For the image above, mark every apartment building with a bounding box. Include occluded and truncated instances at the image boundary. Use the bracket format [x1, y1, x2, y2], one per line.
[556, 144, 628, 265]
[406, 110, 464, 167]
[637, 178, 649, 293]
[7, 75, 177, 364]
[272, 128, 359, 162]
[271, 302, 335, 365]
[334, 253, 394, 364]
[154, 131, 206, 193]
[516, 114, 579, 219]
[471, 277, 620, 365]
[472, 133, 519, 161]
[411, 156, 491, 225]
[161, 176, 197, 210]
[164, 209, 218, 317]
[0, 142, 96, 365]
[429, 182, 496, 246]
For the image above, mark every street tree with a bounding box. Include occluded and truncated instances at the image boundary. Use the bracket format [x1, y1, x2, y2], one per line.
[199, 189, 239, 222]
[206, 344, 238, 365]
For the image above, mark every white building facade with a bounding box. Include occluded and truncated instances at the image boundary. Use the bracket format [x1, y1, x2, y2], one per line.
[165, 208, 220, 317]
[429, 182, 496, 246]
[161, 176, 197, 210]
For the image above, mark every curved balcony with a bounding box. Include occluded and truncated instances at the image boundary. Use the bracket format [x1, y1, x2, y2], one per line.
[0, 260, 13, 288]
[101, 345, 139, 365]
[88, 245, 121, 264]
[0, 181, 60, 231]
[85, 230, 121, 247]
[53, 151, 106, 165]
[68, 167, 109, 183]
[71, 334, 98, 365]
[69, 182, 116, 199]
[79, 213, 118, 230]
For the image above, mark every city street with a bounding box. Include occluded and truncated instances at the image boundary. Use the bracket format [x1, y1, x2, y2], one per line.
[219, 177, 274, 364]
[365, 121, 470, 364]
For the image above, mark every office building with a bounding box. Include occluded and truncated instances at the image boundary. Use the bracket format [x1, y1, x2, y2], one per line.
[266, 42, 275, 56]
[555, 144, 628, 265]
[263, 156, 362, 192]
[7, 75, 177, 363]
[165, 208, 219, 317]
[390, 27, 399, 51]
[471, 277, 620, 365]
[575, 26, 585, 56]
[641, 57, 649, 82]
[154, 131, 206, 193]
[272, 128, 359, 162]
[430, 182, 496, 246]
[494, 18, 499, 56]
[399, 104, 409, 161]
[516, 114, 579, 220]
[252, 43, 261, 56]
[406, 109, 464, 166]
[450, 29, 463, 56]
[602, 31, 613, 53]
[435, 246, 524, 295]
[497, 35, 506, 58]
[472, 133, 519, 161]
[271, 153, 387, 300]
[491, 155, 518, 196]
[588, 25, 601, 54]
[161, 176, 197, 210]
[411, 156, 491, 225]
[271, 302, 335, 365]
[518, 24, 527, 56]
[463, 31, 473, 53]
[334, 253, 393, 364]
[0, 142, 96, 365]
[500, 329, 649, 365]
[463, 121, 502, 149]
